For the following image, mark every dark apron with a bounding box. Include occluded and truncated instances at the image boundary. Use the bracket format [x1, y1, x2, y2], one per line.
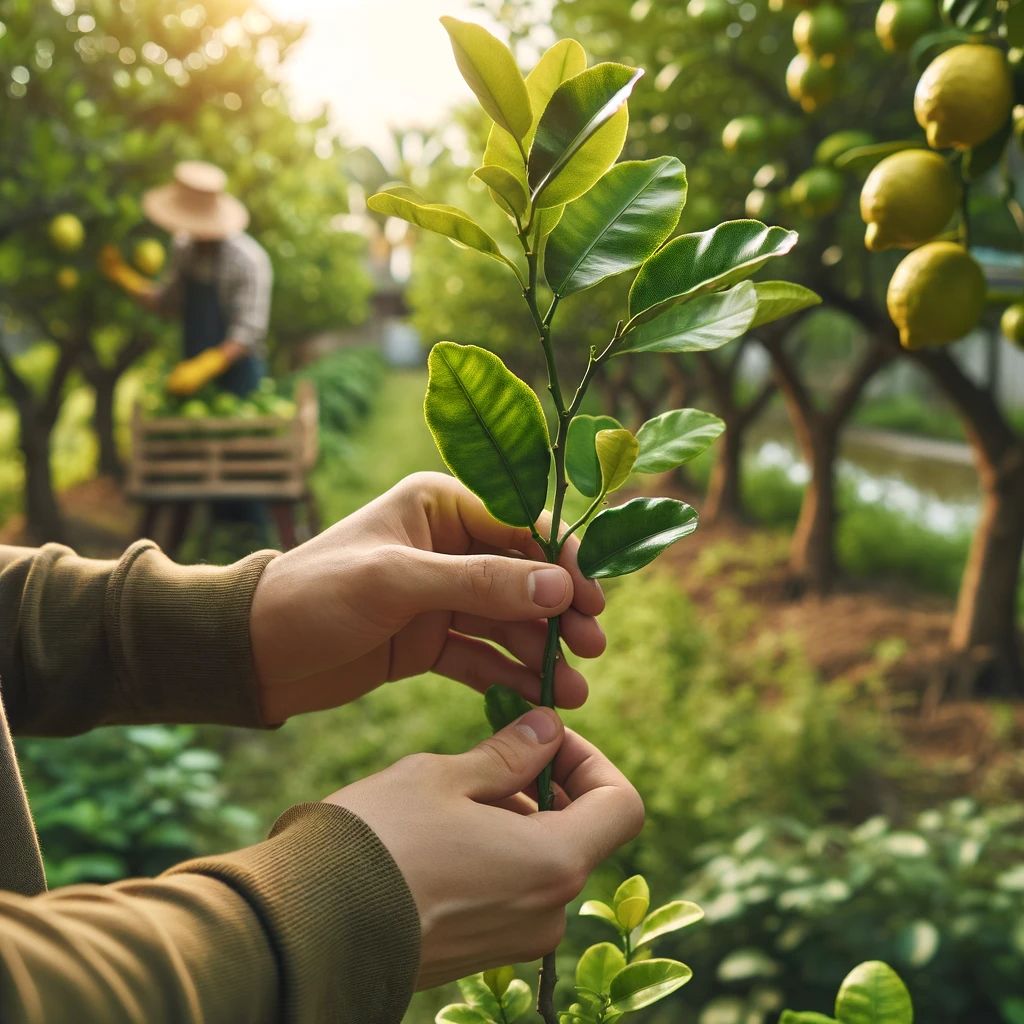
[182, 270, 268, 530]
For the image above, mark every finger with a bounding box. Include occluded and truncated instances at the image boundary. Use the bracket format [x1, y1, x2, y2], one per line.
[454, 708, 565, 801]
[490, 792, 539, 815]
[452, 611, 603, 664]
[433, 633, 588, 709]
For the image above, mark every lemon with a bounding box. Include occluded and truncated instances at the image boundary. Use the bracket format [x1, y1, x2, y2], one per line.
[1001, 303, 1024, 347]
[745, 188, 776, 219]
[722, 115, 768, 153]
[49, 213, 84, 253]
[56, 267, 79, 291]
[793, 4, 848, 57]
[790, 167, 844, 216]
[860, 149, 959, 251]
[914, 44, 1013, 150]
[134, 238, 166, 276]
[815, 130, 874, 167]
[875, 0, 935, 53]
[886, 242, 986, 349]
[687, 0, 731, 30]
[786, 53, 839, 112]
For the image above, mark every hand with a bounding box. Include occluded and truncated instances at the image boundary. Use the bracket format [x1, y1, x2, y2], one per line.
[325, 708, 644, 988]
[166, 348, 230, 396]
[250, 472, 607, 723]
[98, 243, 152, 297]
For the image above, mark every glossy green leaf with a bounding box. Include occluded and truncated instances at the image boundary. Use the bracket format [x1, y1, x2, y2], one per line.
[484, 685, 533, 733]
[528, 63, 643, 208]
[501, 980, 533, 1022]
[537, 204, 566, 239]
[367, 187, 514, 271]
[546, 157, 687, 296]
[750, 281, 822, 330]
[425, 342, 550, 527]
[596, 428, 638, 494]
[634, 410, 724, 474]
[616, 281, 758, 355]
[440, 17, 532, 142]
[474, 165, 529, 220]
[483, 38, 588, 183]
[780, 1013, 838, 1024]
[566, 414, 622, 497]
[616, 895, 647, 930]
[457, 975, 503, 1018]
[577, 942, 627, 995]
[579, 899, 621, 928]
[833, 140, 922, 173]
[483, 966, 516, 998]
[613, 875, 650, 915]
[579, 498, 698, 579]
[435, 1004, 493, 1024]
[632, 900, 705, 946]
[940, 0, 996, 30]
[628, 220, 798, 324]
[834, 961, 913, 1024]
[608, 959, 693, 1012]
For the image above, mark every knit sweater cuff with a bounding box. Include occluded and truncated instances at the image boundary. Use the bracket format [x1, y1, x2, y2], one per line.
[105, 540, 277, 726]
[167, 802, 421, 1023]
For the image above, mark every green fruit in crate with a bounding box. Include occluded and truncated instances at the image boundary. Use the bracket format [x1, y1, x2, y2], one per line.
[258, 377, 278, 396]
[180, 399, 210, 419]
[212, 392, 240, 417]
[237, 401, 259, 418]
[271, 398, 297, 418]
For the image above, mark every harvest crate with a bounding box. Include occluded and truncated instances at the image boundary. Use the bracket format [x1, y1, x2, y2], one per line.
[127, 379, 318, 551]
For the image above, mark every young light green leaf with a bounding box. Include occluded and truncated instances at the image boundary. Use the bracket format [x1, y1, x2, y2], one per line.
[561, 1003, 601, 1024]
[457, 975, 503, 1019]
[615, 896, 648, 930]
[579, 899, 621, 928]
[483, 38, 588, 183]
[613, 875, 650, 916]
[577, 942, 627, 995]
[628, 220, 799, 323]
[779, 1013, 839, 1024]
[634, 409, 725, 474]
[616, 281, 758, 355]
[578, 498, 698, 579]
[528, 63, 643, 208]
[632, 900, 705, 946]
[435, 1004, 494, 1024]
[501, 980, 534, 1022]
[596, 428, 639, 494]
[834, 961, 913, 1024]
[546, 157, 687, 296]
[474, 165, 529, 221]
[368, 187, 516, 272]
[425, 342, 550, 527]
[484, 685, 533, 733]
[483, 966, 516, 998]
[750, 281, 822, 330]
[608, 959, 693, 1012]
[566, 414, 623, 498]
[440, 17, 532, 142]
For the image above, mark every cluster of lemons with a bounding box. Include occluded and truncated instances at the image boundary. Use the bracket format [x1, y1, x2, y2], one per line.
[47, 213, 165, 294]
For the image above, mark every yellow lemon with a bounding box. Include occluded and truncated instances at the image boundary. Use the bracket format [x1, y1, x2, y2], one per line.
[786, 53, 839, 112]
[860, 149, 959, 251]
[1001, 303, 1024, 347]
[875, 0, 935, 53]
[49, 213, 84, 253]
[914, 44, 1013, 150]
[887, 241, 986, 349]
[134, 238, 166, 276]
[793, 4, 848, 57]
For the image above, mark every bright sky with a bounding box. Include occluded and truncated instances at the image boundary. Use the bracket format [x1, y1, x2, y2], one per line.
[260, 0, 521, 158]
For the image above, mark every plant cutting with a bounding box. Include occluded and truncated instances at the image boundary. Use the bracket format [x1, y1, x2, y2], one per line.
[368, 17, 818, 1022]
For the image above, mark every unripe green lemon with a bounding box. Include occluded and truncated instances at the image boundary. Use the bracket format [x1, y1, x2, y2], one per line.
[860, 149, 959, 251]
[49, 213, 84, 253]
[790, 166, 845, 216]
[786, 53, 839, 112]
[745, 188, 776, 219]
[887, 242, 986, 349]
[815, 130, 874, 167]
[722, 115, 768, 153]
[793, 4, 849, 57]
[1001, 303, 1024, 347]
[914, 44, 1013, 150]
[687, 0, 731, 31]
[875, 0, 935, 53]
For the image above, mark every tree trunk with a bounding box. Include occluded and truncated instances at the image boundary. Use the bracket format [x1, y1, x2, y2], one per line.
[789, 426, 838, 593]
[704, 421, 744, 524]
[16, 405, 66, 544]
[91, 370, 121, 479]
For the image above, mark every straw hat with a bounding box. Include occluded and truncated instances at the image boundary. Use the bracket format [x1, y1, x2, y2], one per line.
[142, 161, 249, 240]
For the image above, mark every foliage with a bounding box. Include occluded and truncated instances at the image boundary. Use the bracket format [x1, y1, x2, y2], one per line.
[780, 960, 913, 1024]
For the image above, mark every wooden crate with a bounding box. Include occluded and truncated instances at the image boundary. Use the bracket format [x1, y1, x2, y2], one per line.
[127, 379, 318, 503]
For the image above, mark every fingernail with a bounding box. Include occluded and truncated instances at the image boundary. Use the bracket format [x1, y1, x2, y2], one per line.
[529, 568, 569, 609]
[515, 707, 560, 744]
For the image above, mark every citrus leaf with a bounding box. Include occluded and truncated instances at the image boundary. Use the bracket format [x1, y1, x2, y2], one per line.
[484, 685, 533, 733]
[424, 342, 550, 527]
[474, 164, 529, 220]
[779, 1013, 838, 1024]
[501, 980, 533, 1022]
[577, 942, 627, 995]
[435, 1004, 493, 1024]
[579, 498, 698, 579]
[596, 428, 639, 494]
[368, 187, 515, 271]
[613, 875, 650, 914]
[834, 961, 913, 1024]
[632, 901, 705, 946]
[483, 966, 516, 998]
[628, 220, 798, 324]
[616, 896, 648, 930]
[750, 281, 822, 329]
[940, 0, 996, 31]
[546, 157, 687, 296]
[483, 38, 587, 183]
[567, 414, 623, 497]
[457, 975, 503, 1018]
[833, 140, 923, 173]
[579, 899, 621, 928]
[440, 17, 532, 142]
[616, 281, 758, 355]
[608, 959, 693, 1012]
[634, 409, 725, 473]
[529, 63, 643, 208]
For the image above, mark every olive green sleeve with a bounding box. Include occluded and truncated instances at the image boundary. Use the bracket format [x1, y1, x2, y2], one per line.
[0, 540, 276, 736]
[0, 802, 421, 1023]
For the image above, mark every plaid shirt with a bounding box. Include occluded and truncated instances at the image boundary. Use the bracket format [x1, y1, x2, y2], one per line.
[155, 233, 273, 356]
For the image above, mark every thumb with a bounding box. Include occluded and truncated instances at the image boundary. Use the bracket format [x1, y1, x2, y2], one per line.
[393, 548, 574, 620]
[457, 708, 564, 802]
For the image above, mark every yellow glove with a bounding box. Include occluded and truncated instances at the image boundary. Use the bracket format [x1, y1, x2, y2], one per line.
[166, 348, 231, 396]
[98, 244, 152, 297]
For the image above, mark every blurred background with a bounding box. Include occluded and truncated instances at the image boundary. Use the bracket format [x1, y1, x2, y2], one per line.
[2, 0, 1024, 1021]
